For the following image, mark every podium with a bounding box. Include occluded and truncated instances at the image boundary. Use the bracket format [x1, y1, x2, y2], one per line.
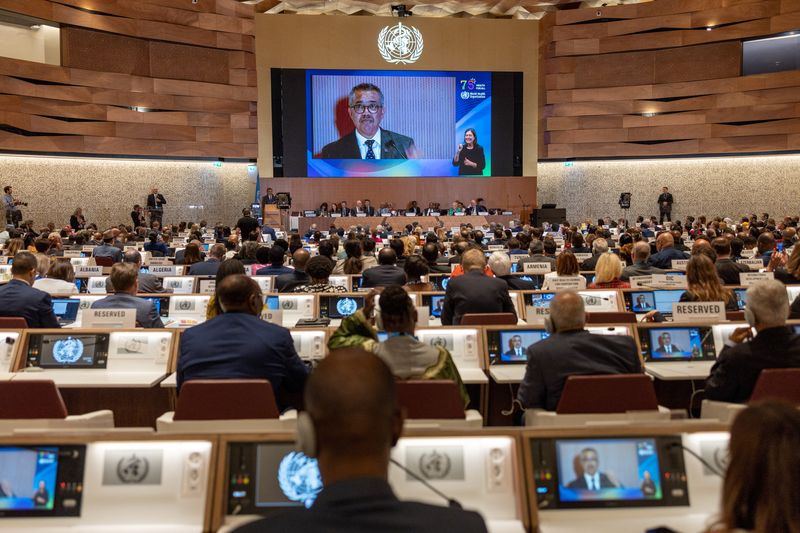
[262, 204, 281, 229]
[531, 207, 567, 227]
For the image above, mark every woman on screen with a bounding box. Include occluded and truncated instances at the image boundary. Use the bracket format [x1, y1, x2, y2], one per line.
[713, 402, 800, 533]
[452, 128, 486, 176]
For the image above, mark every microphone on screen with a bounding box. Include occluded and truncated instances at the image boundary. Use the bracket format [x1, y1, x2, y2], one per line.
[390, 458, 463, 509]
[385, 140, 407, 160]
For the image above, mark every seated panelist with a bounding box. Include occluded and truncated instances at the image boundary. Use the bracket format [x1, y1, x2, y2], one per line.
[232, 350, 487, 533]
[516, 291, 642, 411]
[328, 286, 469, 406]
[177, 274, 308, 409]
[91, 263, 164, 328]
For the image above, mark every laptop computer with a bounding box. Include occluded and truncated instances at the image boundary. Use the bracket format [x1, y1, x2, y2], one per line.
[51, 299, 81, 326]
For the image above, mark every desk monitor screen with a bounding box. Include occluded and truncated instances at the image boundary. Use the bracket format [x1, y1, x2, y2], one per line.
[653, 290, 686, 315]
[0, 445, 85, 517]
[733, 288, 747, 310]
[794, 325, 800, 334]
[639, 327, 715, 361]
[266, 296, 280, 311]
[485, 329, 549, 365]
[627, 291, 655, 313]
[431, 276, 450, 291]
[226, 442, 322, 517]
[524, 292, 556, 309]
[51, 299, 80, 323]
[531, 436, 688, 510]
[143, 297, 169, 318]
[427, 295, 445, 318]
[27, 334, 110, 369]
[319, 296, 363, 319]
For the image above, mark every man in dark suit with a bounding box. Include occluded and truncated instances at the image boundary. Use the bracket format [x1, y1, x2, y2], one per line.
[146, 187, 166, 226]
[186, 244, 225, 276]
[422, 243, 451, 274]
[361, 249, 407, 288]
[105, 250, 171, 293]
[566, 448, 618, 490]
[255, 246, 293, 276]
[705, 280, 800, 403]
[276, 249, 311, 292]
[791, 293, 800, 319]
[621, 242, 665, 281]
[320, 83, 416, 160]
[441, 249, 517, 326]
[517, 291, 642, 411]
[0, 251, 60, 328]
[712, 238, 750, 285]
[516, 239, 557, 273]
[657, 186, 673, 224]
[580, 238, 608, 271]
[91, 263, 164, 328]
[647, 232, 689, 269]
[92, 230, 123, 263]
[337, 201, 351, 217]
[363, 199, 376, 216]
[652, 332, 683, 356]
[488, 252, 537, 290]
[177, 275, 308, 409]
[231, 349, 487, 533]
[504, 334, 526, 360]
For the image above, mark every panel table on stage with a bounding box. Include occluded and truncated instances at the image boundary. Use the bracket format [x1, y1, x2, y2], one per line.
[296, 215, 512, 234]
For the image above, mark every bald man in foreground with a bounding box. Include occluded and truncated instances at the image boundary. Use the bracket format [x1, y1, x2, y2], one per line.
[516, 290, 642, 411]
[233, 350, 487, 533]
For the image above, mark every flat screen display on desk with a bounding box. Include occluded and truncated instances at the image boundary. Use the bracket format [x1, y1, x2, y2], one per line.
[0, 445, 85, 517]
[625, 290, 685, 315]
[319, 296, 363, 319]
[51, 299, 80, 323]
[27, 334, 109, 369]
[485, 329, 548, 365]
[638, 327, 715, 361]
[530, 436, 688, 510]
[427, 295, 445, 318]
[226, 442, 322, 517]
[524, 292, 556, 309]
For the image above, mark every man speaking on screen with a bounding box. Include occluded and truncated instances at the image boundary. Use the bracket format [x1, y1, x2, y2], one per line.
[321, 83, 417, 160]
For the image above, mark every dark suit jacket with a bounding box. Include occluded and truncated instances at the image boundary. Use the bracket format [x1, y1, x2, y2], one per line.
[147, 193, 166, 209]
[231, 478, 487, 533]
[92, 244, 123, 263]
[647, 247, 689, 269]
[255, 265, 294, 276]
[516, 330, 642, 411]
[275, 269, 310, 293]
[499, 275, 537, 291]
[176, 313, 308, 408]
[441, 271, 517, 326]
[566, 472, 616, 490]
[0, 279, 60, 328]
[91, 293, 164, 328]
[360, 264, 407, 288]
[705, 327, 800, 403]
[580, 254, 601, 271]
[105, 272, 171, 294]
[715, 258, 750, 285]
[186, 259, 221, 276]
[620, 261, 665, 281]
[791, 294, 800, 319]
[320, 129, 415, 159]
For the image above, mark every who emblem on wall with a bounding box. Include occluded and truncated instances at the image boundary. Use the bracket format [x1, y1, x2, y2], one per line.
[378, 22, 424, 64]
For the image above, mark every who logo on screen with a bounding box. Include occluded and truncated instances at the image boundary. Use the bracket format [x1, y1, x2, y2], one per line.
[378, 22, 424, 64]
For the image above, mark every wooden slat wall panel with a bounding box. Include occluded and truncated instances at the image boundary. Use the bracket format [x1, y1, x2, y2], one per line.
[541, 0, 800, 159]
[0, 0, 256, 159]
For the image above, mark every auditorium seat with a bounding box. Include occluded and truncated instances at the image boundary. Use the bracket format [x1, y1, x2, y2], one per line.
[395, 380, 482, 428]
[701, 368, 800, 423]
[0, 317, 27, 328]
[93, 256, 115, 267]
[156, 379, 296, 433]
[460, 313, 517, 326]
[726, 311, 746, 321]
[525, 374, 670, 427]
[0, 380, 114, 434]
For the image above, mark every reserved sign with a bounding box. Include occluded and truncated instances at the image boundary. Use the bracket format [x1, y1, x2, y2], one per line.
[672, 301, 726, 322]
[525, 305, 549, 324]
[739, 271, 775, 286]
[82, 308, 136, 328]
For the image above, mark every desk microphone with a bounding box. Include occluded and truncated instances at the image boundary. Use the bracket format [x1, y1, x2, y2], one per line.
[390, 458, 463, 509]
[668, 442, 724, 478]
[385, 140, 407, 160]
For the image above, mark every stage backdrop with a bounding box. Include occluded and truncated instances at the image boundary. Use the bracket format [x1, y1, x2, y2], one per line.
[255, 15, 538, 214]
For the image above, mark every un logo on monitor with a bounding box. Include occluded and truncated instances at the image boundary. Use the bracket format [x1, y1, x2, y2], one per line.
[378, 22, 424, 64]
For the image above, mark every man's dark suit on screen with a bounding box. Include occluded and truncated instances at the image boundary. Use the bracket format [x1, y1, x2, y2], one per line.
[0, 280, 60, 328]
[320, 129, 415, 160]
[360, 264, 407, 288]
[441, 271, 517, 326]
[704, 326, 800, 403]
[516, 330, 642, 411]
[231, 478, 487, 533]
[567, 473, 617, 490]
